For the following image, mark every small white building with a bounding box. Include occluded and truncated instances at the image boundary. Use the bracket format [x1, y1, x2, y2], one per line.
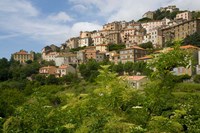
[56, 65, 76, 77]
[122, 76, 147, 89]
[55, 54, 77, 66]
[176, 11, 192, 21]
[42, 52, 59, 62]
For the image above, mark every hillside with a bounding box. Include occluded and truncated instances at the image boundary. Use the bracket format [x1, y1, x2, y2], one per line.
[1, 45, 200, 132]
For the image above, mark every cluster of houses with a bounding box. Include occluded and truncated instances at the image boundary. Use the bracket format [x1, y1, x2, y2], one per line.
[61, 5, 200, 49]
[39, 65, 76, 78]
[11, 5, 200, 89]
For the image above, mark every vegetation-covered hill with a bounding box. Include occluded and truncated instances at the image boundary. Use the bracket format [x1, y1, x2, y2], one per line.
[1, 66, 200, 132]
[1, 44, 200, 132]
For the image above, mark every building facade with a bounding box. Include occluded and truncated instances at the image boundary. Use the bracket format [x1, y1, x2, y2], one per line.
[120, 46, 147, 63]
[103, 21, 122, 31]
[176, 11, 192, 21]
[142, 11, 154, 19]
[39, 66, 57, 77]
[42, 52, 60, 62]
[79, 31, 92, 47]
[161, 19, 200, 47]
[12, 50, 34, 63]
[66, 37, 79, 49]
[56, 65, 76, 77]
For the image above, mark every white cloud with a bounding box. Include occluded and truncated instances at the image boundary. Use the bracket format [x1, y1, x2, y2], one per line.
[69, 0, 200, 22]
[0, 0, 102, 45]
[48, 12, 73, 23]
[71, 4, 88, 13]
[0, 0, 39, 16]
[0, 34, 19, 40]
[70, 22, 102, 37]
[1, 0, 200, 47]
[169, 0, 200, 11]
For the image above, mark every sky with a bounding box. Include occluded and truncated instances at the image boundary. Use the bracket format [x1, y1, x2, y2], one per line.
[0, 0, 200, 59]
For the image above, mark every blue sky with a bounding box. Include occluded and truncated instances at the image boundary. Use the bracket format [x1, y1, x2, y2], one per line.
[0, 0, 200, 59]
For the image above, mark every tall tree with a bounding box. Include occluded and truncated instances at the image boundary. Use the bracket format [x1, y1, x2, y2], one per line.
[183, 32, 200, 47]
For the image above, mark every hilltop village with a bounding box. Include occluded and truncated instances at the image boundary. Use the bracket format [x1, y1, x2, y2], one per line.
[2, 5, 200, 132]
[11, 5, 200, 87]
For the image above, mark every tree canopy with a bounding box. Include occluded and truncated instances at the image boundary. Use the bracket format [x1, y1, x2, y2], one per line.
[183, 32, 200, 47]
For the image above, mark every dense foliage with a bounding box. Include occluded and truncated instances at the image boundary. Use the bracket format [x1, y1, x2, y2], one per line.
[153, 9, 181, 20]
[192, 11, 200, 19]
[69, 46, 86, 53]
[137, 17, 152, 22]
[183, 32, 200, 47]
[78, 59, 152, 82]
[108, 44, 126, 51]
[1, 45, 200, 132]
[139, 42, 153, 49]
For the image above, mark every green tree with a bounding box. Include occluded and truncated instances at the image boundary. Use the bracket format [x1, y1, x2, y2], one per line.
[132, 61, 152, 76]
[183, 32, 200, 47]
[0, 58, 10, 81]
[45, 75, 58, 85]
[139, 41, 153, 49]
[148, 42, 191, 85]
[164, 40, 175, 47]
[137, 17, 152, 22]
[34, 74, 46, 85]
[59, 73, 79, 84]
[78, 59, 100, 82]
[123, 61, 134, 75]
[192, 11, 200, 19]
[108, 44, 126, 51]
[111, 62, 124, 75]
[193, 74, 200, 83]
[0, 89, 25, 118]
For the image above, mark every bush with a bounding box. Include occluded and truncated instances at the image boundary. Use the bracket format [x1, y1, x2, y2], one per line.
[194, 74, 200, 83]
[173, 74, 191, 83]
[174, 83, 200, 92]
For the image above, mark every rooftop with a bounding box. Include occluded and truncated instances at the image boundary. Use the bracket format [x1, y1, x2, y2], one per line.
[58, 65, 68, 69]
[123, 46, 145, 50]
[121, 75, 147, 81]
[137, 55, 153, 60]
[14, 50, 29, 55]
[40, 66, 57, 69]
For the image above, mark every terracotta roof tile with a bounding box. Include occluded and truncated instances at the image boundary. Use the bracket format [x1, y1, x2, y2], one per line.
[41, 66, 57, 69]
[15, 50, 29, 55]
[123, 46, 145, 50]
[180, 45, 199, 49]
[58, 65, 68, 69]
[96, 44, 108, 46]
[127, 76, 146, 81]
[137, 55, 153, 60]
[154, 45, 199, 53]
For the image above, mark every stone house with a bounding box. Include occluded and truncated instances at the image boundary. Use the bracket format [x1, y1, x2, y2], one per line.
[12, 50, 34, 63]
[39, 66, 57, 77]
[56, 65, 76, 77]
[120, 46, 147, 64]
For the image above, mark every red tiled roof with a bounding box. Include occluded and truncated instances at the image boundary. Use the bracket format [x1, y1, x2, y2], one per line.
[46, 52, 59, 56]
[58, 65, 68, 69]
[155, 45, 199, 53]
[124, 46, 145, 50]
[96, 44, 108, 46]
[40, 66, 57, 69]
[180, 45, 199, 49]
[113, 54, 120, 57]
[94, 36, 103, 38]
[137, 55, 153, 60]
[127, 76, 146, 81]
[85, 46, 96, 49]
[15, 50, 29, 55]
